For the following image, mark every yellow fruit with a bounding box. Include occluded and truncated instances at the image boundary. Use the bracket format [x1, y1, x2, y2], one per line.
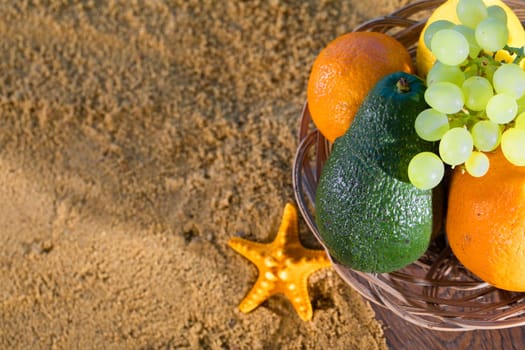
[416, 0, 525, 78]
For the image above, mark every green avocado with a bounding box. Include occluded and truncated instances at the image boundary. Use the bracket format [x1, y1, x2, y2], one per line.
[315, 71, 441, 273]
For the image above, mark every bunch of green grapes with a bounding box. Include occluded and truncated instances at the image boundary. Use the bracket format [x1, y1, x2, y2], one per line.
[408, 0, 525, 190]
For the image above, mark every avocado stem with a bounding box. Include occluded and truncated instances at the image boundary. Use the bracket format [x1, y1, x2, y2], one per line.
[396, 77, 410, 93]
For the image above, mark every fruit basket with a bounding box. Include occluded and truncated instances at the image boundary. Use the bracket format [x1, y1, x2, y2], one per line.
[293, 0, 525, 331]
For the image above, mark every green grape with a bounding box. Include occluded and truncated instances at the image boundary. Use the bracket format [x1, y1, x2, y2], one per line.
[408, 152, 445, 190]
[487, 5, 507, 23]
[501, 128, 525, 166]
[471, 120, 501, 151]
[517, 94, 525, 113]
[475, 17, 509, 52]
[431, 29, 470, 66]
[415, 108, 450, 141]
[465, 151, 490, 177]
[462, 76, 493, 111]
[482, 61, 498, 83]
[515, 112, 525, 129]
[449, 118, 466, 129]
[462, 64, 479, 80]
[456, 0, 487, 28]
[439, 127, 473, 166]
[424, 81, 465, 114]
[453, 25, 482, 58]
[423, 20, 456, 49]
[427, 61, 465, 87]
[486, 93, 518, 124]
[493, 63, 525, 100]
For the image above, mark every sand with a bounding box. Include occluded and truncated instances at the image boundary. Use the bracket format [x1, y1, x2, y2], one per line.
[0, 1, 412, 349]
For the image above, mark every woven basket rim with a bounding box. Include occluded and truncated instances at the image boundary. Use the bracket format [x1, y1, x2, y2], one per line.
[293, 0, 525, 331]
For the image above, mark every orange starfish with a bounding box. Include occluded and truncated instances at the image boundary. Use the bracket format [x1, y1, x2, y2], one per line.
[228, 202, 331, 321]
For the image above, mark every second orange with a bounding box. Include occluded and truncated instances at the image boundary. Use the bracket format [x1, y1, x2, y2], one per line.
[307, 31, 414, 143]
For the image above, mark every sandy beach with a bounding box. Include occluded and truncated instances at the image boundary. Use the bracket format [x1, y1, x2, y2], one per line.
[0, 1, 414, 348]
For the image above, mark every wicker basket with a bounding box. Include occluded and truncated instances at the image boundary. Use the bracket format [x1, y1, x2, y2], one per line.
[293, 0, 525, 331]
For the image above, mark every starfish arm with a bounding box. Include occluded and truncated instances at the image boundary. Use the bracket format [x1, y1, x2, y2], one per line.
[238, 275, 277, 314]
[300, 249, 332, 269]
[284, 247, 332, 270]
[282, 252, 331, 321]
[282, 273, 313, 321]
[228, 237, 268, 265]
[274, 203, 301, 246]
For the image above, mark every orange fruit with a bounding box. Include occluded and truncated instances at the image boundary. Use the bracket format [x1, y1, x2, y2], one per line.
[307, 31, 414, 143]
[446, 148, 525, 292]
